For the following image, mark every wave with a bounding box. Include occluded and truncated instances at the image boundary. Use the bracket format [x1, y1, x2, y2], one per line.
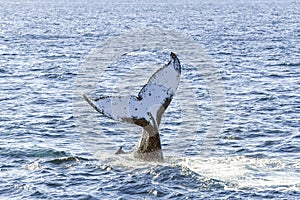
[0, 146, 69, 159]
[47, 156, 88, 165]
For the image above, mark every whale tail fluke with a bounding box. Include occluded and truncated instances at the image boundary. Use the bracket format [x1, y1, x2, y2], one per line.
[83, 52, 181, 162]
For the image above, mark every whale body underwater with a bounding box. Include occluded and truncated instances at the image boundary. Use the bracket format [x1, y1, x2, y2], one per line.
[83, 52, 181, 162]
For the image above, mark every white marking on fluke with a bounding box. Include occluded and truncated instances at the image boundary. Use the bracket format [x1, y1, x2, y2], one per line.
[83, 52, 181, 162]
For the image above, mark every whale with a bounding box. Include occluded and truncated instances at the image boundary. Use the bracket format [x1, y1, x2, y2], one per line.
[83, 52, 181, 162]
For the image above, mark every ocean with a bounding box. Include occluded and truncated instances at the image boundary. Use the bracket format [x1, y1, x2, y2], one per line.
[0, 0, 299, 199]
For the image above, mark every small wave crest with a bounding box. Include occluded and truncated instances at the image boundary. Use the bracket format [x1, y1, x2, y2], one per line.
[47, 156, 88, 165]
[0, 146, 68, 159]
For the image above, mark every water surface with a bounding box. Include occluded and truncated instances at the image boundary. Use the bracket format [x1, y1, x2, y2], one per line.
[0, 0, 299, 199]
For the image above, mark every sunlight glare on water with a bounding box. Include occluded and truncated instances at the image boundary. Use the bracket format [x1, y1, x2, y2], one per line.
[182, 156, 300, 192]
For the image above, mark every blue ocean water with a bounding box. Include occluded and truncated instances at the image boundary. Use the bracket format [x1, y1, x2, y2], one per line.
[1, 0, 299, 199]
